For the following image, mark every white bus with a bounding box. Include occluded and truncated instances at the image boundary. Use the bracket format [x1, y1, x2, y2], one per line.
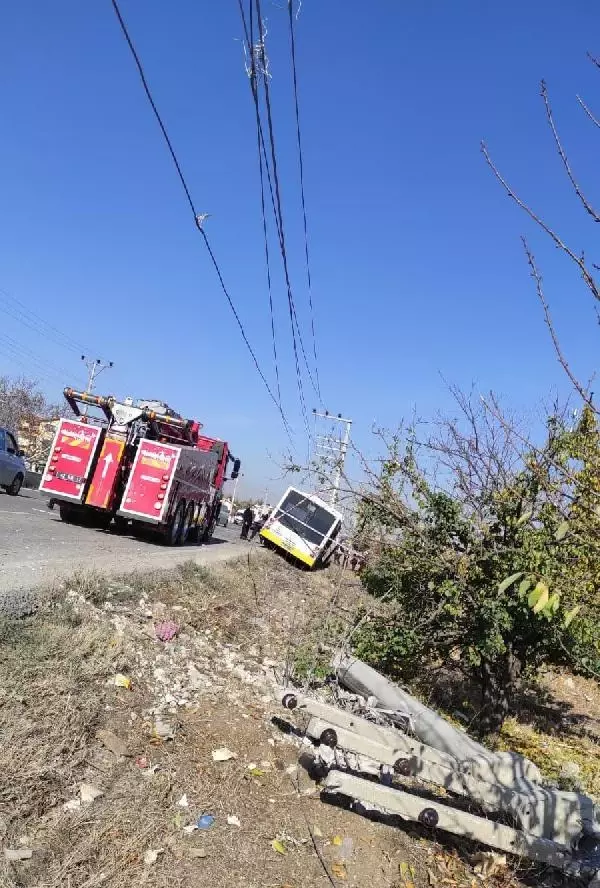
[260, 486, 342, 569]
[217, 500, 232, 527]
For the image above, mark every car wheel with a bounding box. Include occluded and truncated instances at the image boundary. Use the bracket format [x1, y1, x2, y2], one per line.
[6, 473, 23, 496]
[5, 475, 23, 496]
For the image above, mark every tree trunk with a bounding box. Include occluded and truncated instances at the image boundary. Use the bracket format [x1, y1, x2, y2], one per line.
[478, 648, 522, 737]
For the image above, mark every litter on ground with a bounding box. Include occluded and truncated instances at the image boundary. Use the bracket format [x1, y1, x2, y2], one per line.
[5, 849, 33, 861]
[212, 747, 237, 762]
[143, 848, 164, 866]
[155, 620, 180, 642]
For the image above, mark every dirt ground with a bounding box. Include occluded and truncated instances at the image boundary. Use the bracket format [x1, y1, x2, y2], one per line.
[0, 553, 597, 888]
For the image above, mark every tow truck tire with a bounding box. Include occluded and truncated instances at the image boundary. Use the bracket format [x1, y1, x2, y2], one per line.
[186, 503, 200, 545]
[166, 500, 186, 546]
[202, 507, 217, 543]
[180, 501, 196, 545]
[89, 511, 112, 531]
[113, 516, 129, 535]
[59, 503, 84, 525]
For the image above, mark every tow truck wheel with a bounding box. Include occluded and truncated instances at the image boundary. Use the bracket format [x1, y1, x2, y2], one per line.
[113, 516, 129, 535]
[89, 511, 112, 531]
[202, 509, 217, 543]
[59, 503, 85, 525]
[186, 503, 200, 545]
[166, 500, 186, 546]
[182, 502, 196, 545]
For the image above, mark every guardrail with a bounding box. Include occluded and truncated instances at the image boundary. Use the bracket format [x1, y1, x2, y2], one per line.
[24, 471, 42, 489]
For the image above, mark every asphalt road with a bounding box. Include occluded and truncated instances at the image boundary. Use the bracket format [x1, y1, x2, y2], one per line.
[0, 488, 254, 594]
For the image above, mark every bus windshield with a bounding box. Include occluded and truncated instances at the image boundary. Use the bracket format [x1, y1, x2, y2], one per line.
[274, 490, 338, 546]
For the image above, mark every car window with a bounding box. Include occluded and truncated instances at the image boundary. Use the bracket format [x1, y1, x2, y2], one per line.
[6, 432, 17, 454]
[0, 429, 5, 451]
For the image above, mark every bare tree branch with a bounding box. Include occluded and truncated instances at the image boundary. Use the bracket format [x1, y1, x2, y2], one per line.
[522, 237, 597, 412]
[577, 94, 600, 131]
[541, 79, 600, 222]
[586, 51, 600, 70]
[481, 141, 600, 302]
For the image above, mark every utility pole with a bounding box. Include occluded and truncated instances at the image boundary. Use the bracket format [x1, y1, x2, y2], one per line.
[81, 356, 114, 394]
[230, 472, 243, 514]
[312, 409, 352, 507]
[80, 356, 113, 417]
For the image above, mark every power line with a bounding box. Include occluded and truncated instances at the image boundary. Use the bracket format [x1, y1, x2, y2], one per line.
[257, 123, 282, 406]
[0, 331, 73, 380]
[0, 337, 67, 387]
[237, 0, 315, 435]
[287, 0, 321, 402]
[240, 0, 307, 432]
[109, 0, 292, 440]
[249, 0, 281, 407]
[254, 0, 319, 414]
[0, 288, 92, 356]
[0, 332, 69, 378]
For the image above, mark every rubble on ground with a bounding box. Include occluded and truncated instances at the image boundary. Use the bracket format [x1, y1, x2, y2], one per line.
[5, 560, 597, 888]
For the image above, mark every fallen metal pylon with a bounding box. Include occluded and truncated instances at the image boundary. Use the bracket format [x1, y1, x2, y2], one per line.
[279, 672, 600, 883]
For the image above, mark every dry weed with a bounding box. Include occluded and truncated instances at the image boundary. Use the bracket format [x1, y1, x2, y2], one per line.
[0, 552, 595, 888]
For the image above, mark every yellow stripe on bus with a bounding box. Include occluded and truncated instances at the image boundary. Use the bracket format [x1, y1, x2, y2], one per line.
[259, 527, 316, 567]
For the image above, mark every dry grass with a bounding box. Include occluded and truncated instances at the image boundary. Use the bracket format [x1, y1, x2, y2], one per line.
[0, 555, 427, 888]
[0, 610, 117, 822]
[0, 552, 598, 888]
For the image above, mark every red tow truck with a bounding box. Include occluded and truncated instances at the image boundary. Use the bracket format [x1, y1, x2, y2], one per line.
[39, 388, 240, 545]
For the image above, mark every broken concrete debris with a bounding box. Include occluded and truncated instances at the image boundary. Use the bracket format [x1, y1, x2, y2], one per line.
[79, 783, 103, 804]
[4, 848, 33, 862]
[471, 850, 508, 878]
[63, 799, 81, 812]
[153, 714, 175, 741]
[96, 728, 129, 758]
[212, 747, 237, 762]
[64, 783, 103, 811]
[143, 848, 164, 866]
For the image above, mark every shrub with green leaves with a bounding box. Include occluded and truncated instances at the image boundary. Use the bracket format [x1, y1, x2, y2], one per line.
[354, 399, 600, 734]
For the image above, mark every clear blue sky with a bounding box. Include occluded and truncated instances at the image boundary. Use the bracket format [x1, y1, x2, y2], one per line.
[2, 1, 599, 499]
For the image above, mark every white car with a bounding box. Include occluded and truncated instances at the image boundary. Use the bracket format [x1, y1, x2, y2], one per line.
[233, 510, 245, 525]
[217, 504, 232, 527]
[0, 427, 26, 496]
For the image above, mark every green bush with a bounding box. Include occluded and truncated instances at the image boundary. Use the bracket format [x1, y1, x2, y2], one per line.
[353, 404, 600, 734]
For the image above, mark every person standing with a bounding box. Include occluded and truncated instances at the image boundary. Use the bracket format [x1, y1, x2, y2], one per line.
[240, 505, 253, 540]
[249, 509, 266, 540]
